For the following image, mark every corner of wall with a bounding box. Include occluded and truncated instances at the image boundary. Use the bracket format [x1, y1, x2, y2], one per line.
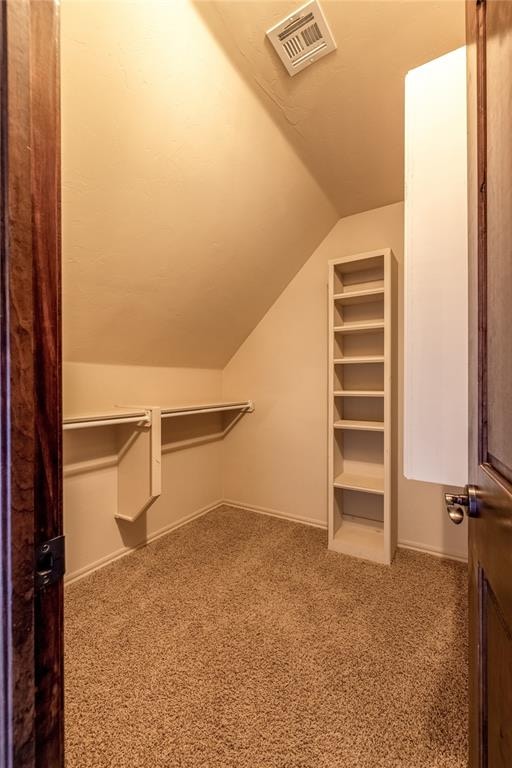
[219, 200, 468, 562]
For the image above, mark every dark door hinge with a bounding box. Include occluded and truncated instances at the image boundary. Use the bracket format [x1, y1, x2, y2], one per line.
[36, 535, 65, 590]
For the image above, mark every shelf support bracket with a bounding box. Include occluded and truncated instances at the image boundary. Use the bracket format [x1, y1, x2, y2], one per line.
[115, 407, 161, 522]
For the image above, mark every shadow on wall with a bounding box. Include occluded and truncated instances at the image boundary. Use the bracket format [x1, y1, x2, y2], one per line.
[117, 515, 149, 550]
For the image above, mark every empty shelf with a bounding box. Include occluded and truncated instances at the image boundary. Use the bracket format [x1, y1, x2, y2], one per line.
[334, 390, 384, 398]
[333, 287, 385, 305]
[334, 320, 385, 334]
[334, 356, 384, 365]
[333, 473, 384, 494]
[330, 520, 386, 562]
[333, 420, 385, 432]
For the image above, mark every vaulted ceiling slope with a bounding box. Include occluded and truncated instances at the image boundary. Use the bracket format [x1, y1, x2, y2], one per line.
[62, 0, 337, 369]
[62, 0, 464, 369]
[196, 1, 466, 218]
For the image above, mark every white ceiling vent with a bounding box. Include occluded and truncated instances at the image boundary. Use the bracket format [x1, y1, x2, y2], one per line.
[266, 0, 337, 77]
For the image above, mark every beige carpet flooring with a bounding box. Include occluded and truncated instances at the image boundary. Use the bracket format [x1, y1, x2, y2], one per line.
[65, 506, 468, 768]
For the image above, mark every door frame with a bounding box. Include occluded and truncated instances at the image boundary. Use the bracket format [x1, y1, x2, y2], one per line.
[466, 0, 485, 759]
[0, 1, 63, 766]
[466, 0, 512, 764]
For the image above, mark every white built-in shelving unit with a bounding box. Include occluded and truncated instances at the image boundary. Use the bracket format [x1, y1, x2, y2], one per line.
[328, 249, 397, 565]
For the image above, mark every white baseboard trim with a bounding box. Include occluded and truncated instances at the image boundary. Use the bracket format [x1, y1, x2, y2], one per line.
[66, 500, 467, 584]
[65, 499, 224, 585]
[222, 499, 328, 530]
[397, 539, 468, 564]
[227, 502, 468, 562]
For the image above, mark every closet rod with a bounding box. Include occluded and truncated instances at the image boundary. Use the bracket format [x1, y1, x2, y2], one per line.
[62, 401, 254, 431]
[161, 401, 253, 419]
[63, 412, 150, 431]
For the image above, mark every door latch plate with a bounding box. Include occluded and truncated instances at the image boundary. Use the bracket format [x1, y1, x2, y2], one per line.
[36, 535, 65, 590]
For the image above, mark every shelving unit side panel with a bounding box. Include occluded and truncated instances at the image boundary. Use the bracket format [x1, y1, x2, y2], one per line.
[383, 252, 392, 561]
[328, 264, 335, 545]
[390, 254, 399, 558]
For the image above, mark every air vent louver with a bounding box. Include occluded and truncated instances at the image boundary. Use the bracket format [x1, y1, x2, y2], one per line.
[266, 0, 337, 77]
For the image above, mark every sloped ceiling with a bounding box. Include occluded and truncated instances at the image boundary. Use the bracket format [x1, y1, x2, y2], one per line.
[195, 0, 466, 217]
[62, 0, 464, 369]
[61, 0, 337, 368]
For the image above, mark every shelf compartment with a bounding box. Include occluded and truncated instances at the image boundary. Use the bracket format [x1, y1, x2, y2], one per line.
[333, 253, 385, 295]
[334, 330, 384, 360]
[333, 472, 384, 494]
[333, 287, 385, 305]
[334, 361, 384, 394]
[333, 429, 384, 490]
[333, 420, 385, 432]
[334, 294, 384, 328]
[331, 487, 385, 562]
[334, 395, 384, 425]
[341, 488, 384, 523]
[330, 519, 385, 562]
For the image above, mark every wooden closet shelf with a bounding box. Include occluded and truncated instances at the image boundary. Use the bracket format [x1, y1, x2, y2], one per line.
[333, 356, 384, 365]
[333, 420, 385, 432]
[333, 287, 385, 305]
[333, 473, 385, 495]
[330, 521, 385, 562]
[333, 321, 385, 334]
[333, 390, 385, 398]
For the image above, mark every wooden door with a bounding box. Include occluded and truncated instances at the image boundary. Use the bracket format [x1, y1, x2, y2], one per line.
[0, 1, 63, 766]
[467, 1, 512, 765]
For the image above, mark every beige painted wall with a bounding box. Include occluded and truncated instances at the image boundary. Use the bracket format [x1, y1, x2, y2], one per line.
[222, 202, 468, 561]
[61, 0, 336, 369]
[63, 363, 226, 580]
[63, 362, 223, 415]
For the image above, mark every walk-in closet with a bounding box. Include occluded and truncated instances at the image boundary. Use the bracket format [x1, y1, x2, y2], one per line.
[60, 2, 470, 766]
